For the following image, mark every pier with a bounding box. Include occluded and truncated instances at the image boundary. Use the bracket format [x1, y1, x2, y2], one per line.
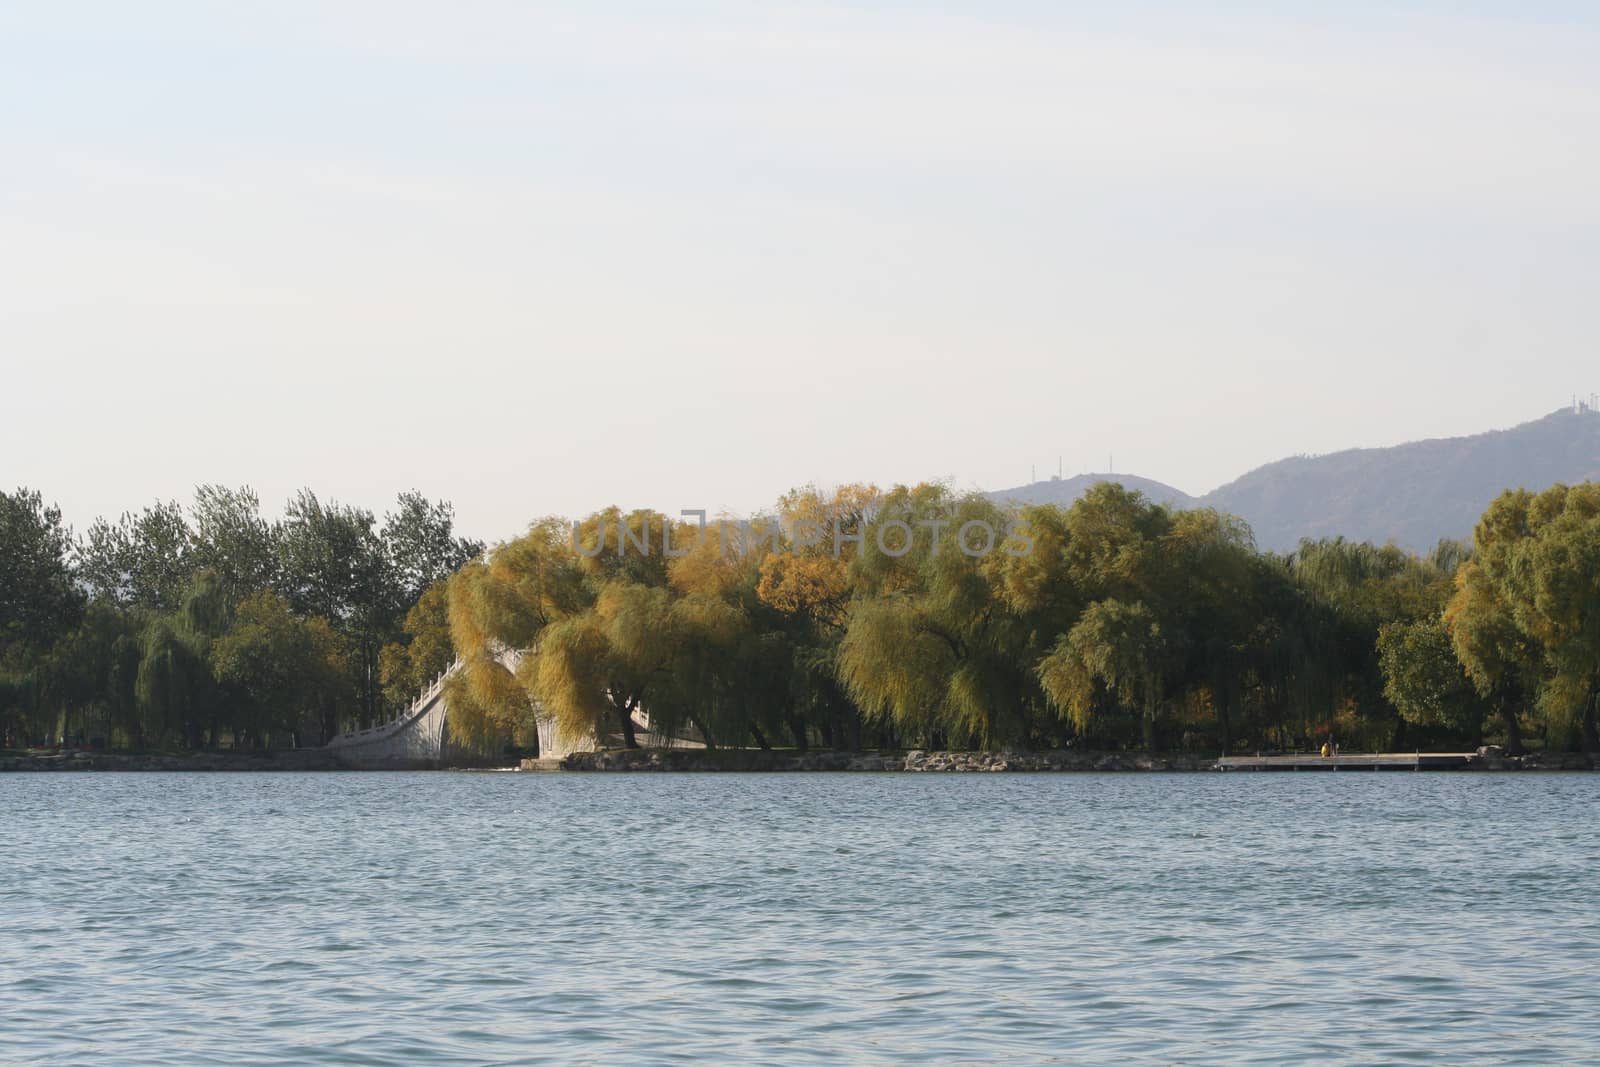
[1217, 752, 1474, 772]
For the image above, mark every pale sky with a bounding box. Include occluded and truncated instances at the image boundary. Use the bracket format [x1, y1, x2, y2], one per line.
[3, 2, 1598, 543]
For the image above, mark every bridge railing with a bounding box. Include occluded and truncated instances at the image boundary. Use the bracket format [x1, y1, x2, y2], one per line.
[328, 656, 462, 746]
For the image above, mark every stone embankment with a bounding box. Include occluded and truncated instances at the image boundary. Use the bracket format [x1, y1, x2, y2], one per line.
[1, 748, 522, 772]
[7, 744, 1590, 773]
[541, 748, 1218, 772]
[548, 749, 901, 772]
[1467, 746, 1594, 770]
[0, 749, 347, 772]
[902, 750, 1216, 772]
[538, 745, 1596, 772]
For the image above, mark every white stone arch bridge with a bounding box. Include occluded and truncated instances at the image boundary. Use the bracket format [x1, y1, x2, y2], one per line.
[324, 649, 677, 768]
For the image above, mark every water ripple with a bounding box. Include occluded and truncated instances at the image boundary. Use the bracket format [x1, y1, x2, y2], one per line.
[2, 772, 1599, 1064]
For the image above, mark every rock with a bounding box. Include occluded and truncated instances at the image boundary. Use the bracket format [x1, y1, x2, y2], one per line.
[1525, 751, 1595, 771]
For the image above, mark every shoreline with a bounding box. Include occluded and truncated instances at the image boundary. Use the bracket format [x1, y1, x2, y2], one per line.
[0, 749, 501, 772]
[3, 746, 1592, 773]
[545, 746, 1594, 773]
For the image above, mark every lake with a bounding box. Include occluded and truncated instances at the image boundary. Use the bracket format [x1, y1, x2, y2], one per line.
[2, 772, 1597, 1065]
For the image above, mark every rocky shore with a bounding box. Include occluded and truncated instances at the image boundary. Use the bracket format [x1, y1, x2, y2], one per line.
[549, 748, 1225, 772]
[542, 745, 1596, 773]
[1468, 746, 1594, 770]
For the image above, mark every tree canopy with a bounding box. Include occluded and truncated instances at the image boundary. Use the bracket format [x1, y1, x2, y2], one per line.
[1, 485, 480, 751]
[8, 476, 1599, 760]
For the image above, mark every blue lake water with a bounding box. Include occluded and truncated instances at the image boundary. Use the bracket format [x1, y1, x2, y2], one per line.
[2, 771, 1598, 1065]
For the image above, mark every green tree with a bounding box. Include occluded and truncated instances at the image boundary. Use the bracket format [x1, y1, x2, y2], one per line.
[190, 485, 280, 599]
[1038, 599, 1172, 750]
[276, 490, 395, 728]
[1451, 484, 1600, 751]
[753, 485, 879, 749]
[135, 617, 212, 749]
[1446, 541, 1537, 754]
[379, 579, 457, 709]
[75, 500, 195, 610]
[383, 491, 483, 605]
[0, 488, 83, 745]
[1378, 616, 1487, 742]
[211, 591, 350, 747]
[0, 487, 82, 656]
[1285, 537, 1454, 750]
[839, 485, 1041, 749]
[445, 518, 587, 750]
[38, 602, 139, 747]
[521, 510, 685, 750]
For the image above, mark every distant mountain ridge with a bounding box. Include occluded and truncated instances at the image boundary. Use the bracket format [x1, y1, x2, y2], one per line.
[985, 406, 1600, 553]
[986, 472, 1195, 511]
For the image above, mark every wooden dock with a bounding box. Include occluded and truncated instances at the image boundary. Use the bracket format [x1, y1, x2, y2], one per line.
[1216, 752, 1474, 772]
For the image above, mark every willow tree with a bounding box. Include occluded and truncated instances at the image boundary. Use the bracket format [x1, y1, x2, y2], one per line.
[1519, 484, 1600, 750]
[1283, 537, 1456, 749]
[531, 579, 675, 750]
[839, 482, 1254, 751]
[988, 503, 1080, 637]
[1450, 484, 1600, 751]
[838, 595, 958, 745]
[1443, 495, 1540, 752]
[1038, 599, 1172, 750]
[38, 602, 139, 748]
[532, 512, 780, 751]
[125, 571, 234, 748]
[532, 510, 686, 749]
[750, 485, 879, 749]
[444, 517, 584, 750]
[1054, 484, 1174, 595]
[1024, 487, 1211, 749]
[1146, 508, 1260, 751]
[440, 651, 531, 751]
[1445, 541, 1538, 754]
[135, 618, 211, 749]
[757, 483, 878, 627]
[661, 520, 805, 749]
[1012, 488, 1260, 752]
[446, 509, 737, 752]
[838, 484, 1041, 749]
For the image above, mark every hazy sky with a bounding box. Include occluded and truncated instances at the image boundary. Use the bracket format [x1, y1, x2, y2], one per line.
[4, 2, 1598, 542]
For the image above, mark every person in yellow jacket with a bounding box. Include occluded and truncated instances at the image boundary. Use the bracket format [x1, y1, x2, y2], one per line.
[1320, 741, 1332, 758]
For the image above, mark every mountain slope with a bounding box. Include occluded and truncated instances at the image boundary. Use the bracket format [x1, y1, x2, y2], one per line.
[1200, 407, 1600, 552]
[985, 473, 1196, 511]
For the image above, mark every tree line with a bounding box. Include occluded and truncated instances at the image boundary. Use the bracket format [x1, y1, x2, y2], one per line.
[6, 479, 1597, 756]
[445, 481, 1600, 757]
[0, 486, 480, 750]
